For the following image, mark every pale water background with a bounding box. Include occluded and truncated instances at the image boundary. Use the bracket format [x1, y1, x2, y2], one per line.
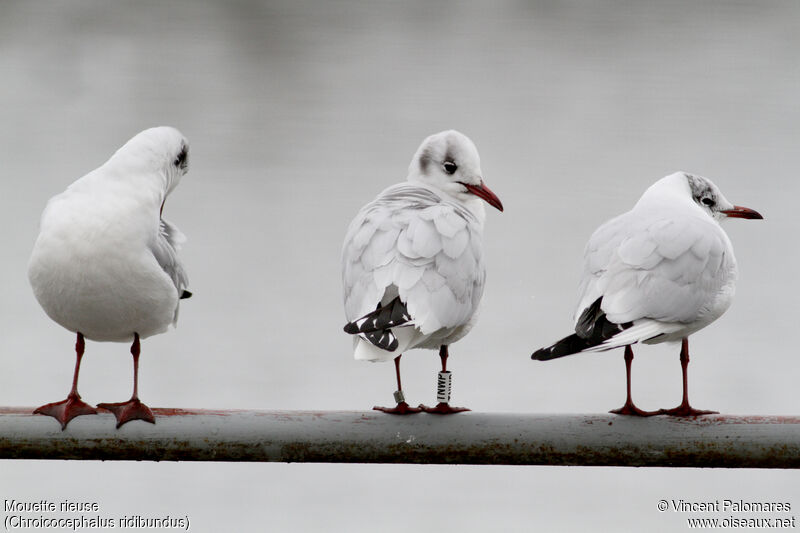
[0, 1, 798, 531]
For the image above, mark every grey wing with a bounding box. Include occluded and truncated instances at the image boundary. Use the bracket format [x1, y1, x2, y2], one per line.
[576, 209, 730, 326]
[342, 184, 484, 334]
[342, 200, 395, 321]
[150, 218, 190, 300]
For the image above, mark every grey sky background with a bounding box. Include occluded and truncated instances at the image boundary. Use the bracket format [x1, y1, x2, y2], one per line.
[0, 1, 798, 531]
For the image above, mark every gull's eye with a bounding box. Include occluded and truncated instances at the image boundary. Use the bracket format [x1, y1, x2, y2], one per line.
[702, 197, 715, 207]
[443, 161, 458, 175]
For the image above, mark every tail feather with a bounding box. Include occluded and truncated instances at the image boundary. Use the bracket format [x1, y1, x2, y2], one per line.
[354, 337, 397, 362]
[582, 319, 681, 352]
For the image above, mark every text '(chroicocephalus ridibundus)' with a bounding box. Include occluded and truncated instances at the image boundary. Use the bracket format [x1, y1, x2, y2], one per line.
[531, 172, 762, 416]
[342, 130, 503, 414]
[28, 126, 192, 429]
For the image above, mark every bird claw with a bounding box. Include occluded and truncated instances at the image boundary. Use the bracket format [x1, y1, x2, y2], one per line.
[97, 399, 155, 428]
[34, 394, 98, 430]
[373, 402, 422, 415]
[658, 405, 718, 417]
[418, 402, 470, 415]
[610, 401, 660, 417]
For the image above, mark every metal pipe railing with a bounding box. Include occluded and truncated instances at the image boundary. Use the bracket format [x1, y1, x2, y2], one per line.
[1, 408, 798, 468]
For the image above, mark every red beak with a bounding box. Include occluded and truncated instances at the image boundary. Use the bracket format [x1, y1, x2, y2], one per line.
[721, 205, 763, 220]
[461, 182, 504, 212]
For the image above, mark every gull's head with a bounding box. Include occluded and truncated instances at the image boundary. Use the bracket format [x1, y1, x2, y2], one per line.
[640, 172, 763, 222]
[407, 130, 503, 212]
[683, 172, 763, 222]
[110, 126, 189, 194]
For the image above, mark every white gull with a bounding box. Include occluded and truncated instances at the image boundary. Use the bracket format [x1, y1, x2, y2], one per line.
[532, 171, 762, 416]
[342, 130, 503, 414]
[28, 126, 191, 429]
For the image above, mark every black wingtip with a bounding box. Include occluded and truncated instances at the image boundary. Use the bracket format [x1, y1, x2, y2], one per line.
[385, 336, 399, 352]
[344, 298, 412, 352]
[531, 348, 554, 361]
[343, 297, 412, 336]
[531, 346, 569, 361]
[532, 297, 633, 361]
[364, 329, 399, 352]
[531, 333, 596, 361]
[180, 290, 192, 299]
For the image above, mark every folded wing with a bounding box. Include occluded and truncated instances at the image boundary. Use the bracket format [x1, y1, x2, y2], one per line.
[342, 184, 485, 350]
[576, 208, 730, 337]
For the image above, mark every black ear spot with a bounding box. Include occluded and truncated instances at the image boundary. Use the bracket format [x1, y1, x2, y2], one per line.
[174, 146, 188, 168]
[418, 149, 431, 172]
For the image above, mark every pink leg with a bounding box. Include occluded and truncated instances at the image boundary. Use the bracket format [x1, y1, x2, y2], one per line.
[97, 333, 156, 428]
[610, 346, 659, 416]
[374, 354, 421, 414]
[34, 332, 98, 430]
[659, 338, 717, 417]
[419, 345, 470, 415]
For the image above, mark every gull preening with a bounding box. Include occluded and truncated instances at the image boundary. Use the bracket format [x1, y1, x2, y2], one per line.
[342, 130, 503, 414]
[28, 126, 192, 429]
[532, 172, 762, 416]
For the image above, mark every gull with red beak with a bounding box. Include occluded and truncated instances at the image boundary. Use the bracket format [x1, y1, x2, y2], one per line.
[532, 172, 762, 416]
[343, 130, 502, 414]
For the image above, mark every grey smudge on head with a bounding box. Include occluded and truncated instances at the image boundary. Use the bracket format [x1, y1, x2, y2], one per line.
[418, 148, 432, 173]
[686, 173, 714, 202]
[443, 146, 455, 165]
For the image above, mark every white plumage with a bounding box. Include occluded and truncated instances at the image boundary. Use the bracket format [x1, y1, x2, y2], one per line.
[29, 126, 191, 429]
[342, 130, 502, 413]
[576, 172, 739, 349]
[29, 127, 190, 341]
[533, 171, 762, 416]
[343, 184, 486, 360]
